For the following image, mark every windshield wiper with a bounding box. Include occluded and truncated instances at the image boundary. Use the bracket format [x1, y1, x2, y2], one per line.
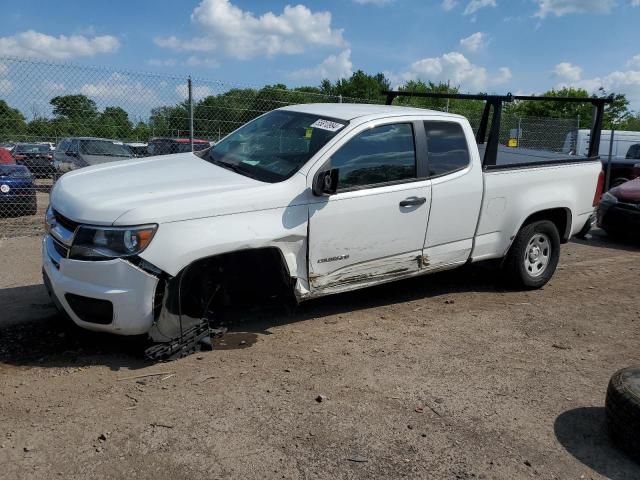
[210, 159, 256, 178]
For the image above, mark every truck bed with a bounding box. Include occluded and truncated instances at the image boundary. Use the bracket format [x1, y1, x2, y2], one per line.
[478, 144, 589, 169]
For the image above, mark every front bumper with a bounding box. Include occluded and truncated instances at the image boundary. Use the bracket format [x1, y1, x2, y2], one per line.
[42, 235, 160, 335]
[597, 199, 640, 232]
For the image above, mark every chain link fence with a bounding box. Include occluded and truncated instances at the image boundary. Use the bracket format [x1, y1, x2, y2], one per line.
[1, 56, 626, 238]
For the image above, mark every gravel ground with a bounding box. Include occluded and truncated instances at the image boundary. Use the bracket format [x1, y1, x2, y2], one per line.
[1, 230, 639, 480]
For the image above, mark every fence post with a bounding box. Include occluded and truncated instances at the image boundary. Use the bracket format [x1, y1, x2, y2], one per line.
[338, 94, 342, 104]
[188, 76, 194, 152]
[605, 129, 615, 191]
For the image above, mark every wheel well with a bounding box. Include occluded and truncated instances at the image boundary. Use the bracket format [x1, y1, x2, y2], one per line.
[173, 248, 295, 320]
[521, 208, 572, 243]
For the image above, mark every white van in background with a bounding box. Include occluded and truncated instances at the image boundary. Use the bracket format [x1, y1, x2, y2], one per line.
[564, 129, 640, 160]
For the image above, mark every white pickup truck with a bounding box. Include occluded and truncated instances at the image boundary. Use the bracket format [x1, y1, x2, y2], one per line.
[43, 103, 603, 354]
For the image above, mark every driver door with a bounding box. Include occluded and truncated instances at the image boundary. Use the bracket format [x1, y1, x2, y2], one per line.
[308, 120, 432, 293]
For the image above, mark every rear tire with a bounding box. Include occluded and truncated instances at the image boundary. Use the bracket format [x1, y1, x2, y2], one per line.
[503, 220, 560, 289]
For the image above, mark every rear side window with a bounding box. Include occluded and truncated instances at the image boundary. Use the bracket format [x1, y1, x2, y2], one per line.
[424, 121, 470, 177]
[627, 144, 640, 160]
[332, 123, 416, 190]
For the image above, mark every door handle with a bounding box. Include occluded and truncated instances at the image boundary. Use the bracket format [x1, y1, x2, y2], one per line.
[399, 196, 427, 207]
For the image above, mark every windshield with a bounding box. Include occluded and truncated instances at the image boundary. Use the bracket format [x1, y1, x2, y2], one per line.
[79, 140, 132, 157]
[16, 144, 50, 153]
[207, 110, 348, 183]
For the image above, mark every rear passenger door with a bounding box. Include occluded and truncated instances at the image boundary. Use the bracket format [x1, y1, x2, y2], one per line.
[308, 120, 432, 292]
[422, 120, 483, 269]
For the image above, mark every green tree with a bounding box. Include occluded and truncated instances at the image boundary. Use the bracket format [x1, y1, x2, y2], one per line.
[98, 106, 133, 139]
[321, 71, 391, 101]
[0, 100, 27, 141]
[50, 95, 98, 119]
[506, 87, 630, 129]
[148, 103, 190, 138]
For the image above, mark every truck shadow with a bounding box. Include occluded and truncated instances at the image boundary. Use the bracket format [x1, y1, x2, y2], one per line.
[554, 407, 640, 479]
[572, 228, 640, 253]
[0, 264, 503, 370]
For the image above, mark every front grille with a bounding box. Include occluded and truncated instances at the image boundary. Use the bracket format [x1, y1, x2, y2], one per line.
[52, 237, 69, 258]
[53, 210, 80, 232]
[64, 293, 113, 325]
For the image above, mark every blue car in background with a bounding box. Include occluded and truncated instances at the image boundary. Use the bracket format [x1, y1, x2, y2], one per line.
[0, 165, 37, 217]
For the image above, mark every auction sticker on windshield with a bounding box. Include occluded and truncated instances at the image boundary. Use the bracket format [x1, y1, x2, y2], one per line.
[0, 184, 10, 193]
[311, 119, 344, 132]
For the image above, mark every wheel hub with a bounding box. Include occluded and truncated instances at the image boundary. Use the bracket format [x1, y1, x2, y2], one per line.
[528, 245, 541, 262]
[523, 233, 551, 278]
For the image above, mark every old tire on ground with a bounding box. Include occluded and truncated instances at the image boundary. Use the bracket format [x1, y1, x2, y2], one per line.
[503, 220, 560, 289]
[606, 367, 640, 459]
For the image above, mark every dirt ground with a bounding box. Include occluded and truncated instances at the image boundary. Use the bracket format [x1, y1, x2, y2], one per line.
[1, 230, 640, 480]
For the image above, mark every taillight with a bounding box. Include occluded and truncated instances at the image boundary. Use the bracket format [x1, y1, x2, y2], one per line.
[47, 154, 53, 160]
[15, 154, 25, 161]
[593, 170, 605, 206]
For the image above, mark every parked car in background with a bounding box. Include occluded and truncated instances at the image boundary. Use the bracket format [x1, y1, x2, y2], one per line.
[564, 130, 640, 160]
[53, 137, 134, 177]
[597, 177, 640, 238]
[13, 143, 55, 178]
[147, 137, 210, 156]
[603, 144, 640, 188]
[0, 148, 15, 165]
[125, 142, 149, 157]
[0, 164, 37, 216]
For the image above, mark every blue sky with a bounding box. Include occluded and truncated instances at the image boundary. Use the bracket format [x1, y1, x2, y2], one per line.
[1, 0, 640, 110]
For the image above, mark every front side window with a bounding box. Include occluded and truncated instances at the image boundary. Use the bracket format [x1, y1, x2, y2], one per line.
[331, 123, 416, 190]
[208, 110, 347, 183]
[424, 121, 470, 177]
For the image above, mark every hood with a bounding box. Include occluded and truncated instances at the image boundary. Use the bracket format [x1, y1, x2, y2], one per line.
[611, 178, 640, 203]
[51, 152, 303, 225]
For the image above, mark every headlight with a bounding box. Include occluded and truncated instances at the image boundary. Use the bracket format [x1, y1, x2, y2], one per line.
[69, 224, 157, 260]
[600, 192, 618, 204]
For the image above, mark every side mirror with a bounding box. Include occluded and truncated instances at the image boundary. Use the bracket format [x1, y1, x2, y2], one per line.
[313, 168, 339, 196]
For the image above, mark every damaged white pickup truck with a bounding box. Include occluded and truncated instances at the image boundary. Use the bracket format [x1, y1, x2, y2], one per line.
[43, 100, 605, 358]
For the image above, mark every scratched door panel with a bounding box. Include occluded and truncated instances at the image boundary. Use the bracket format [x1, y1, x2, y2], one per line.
[308, 181, 431, 292]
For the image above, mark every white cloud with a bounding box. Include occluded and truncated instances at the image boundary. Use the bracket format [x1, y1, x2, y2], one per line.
[496, 67, 512, 83]
[463, 0, 497, 15]
[534, 0, 616, 18]
[555, 56, 640, 109]
[80, 73, 157, 104]
[42, 81, 66, 93]
[398, 51, 511, 91]
[291, 49, 353, 81]
[157, 0, 345, 60]
[185, 56, 220, 68]
[147, 58, 178, 67]
[176, 83, 213, 100]
[628, 54, 640, 69]
[353, 0, 393, 5]
[553, 62, 583, 82]
[0, 30, 119, 60]
[0, 79, 13, 95]
[633, 0, 640, 5]
[442, 0, 458, 11]
[459, 32, 487, 52]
